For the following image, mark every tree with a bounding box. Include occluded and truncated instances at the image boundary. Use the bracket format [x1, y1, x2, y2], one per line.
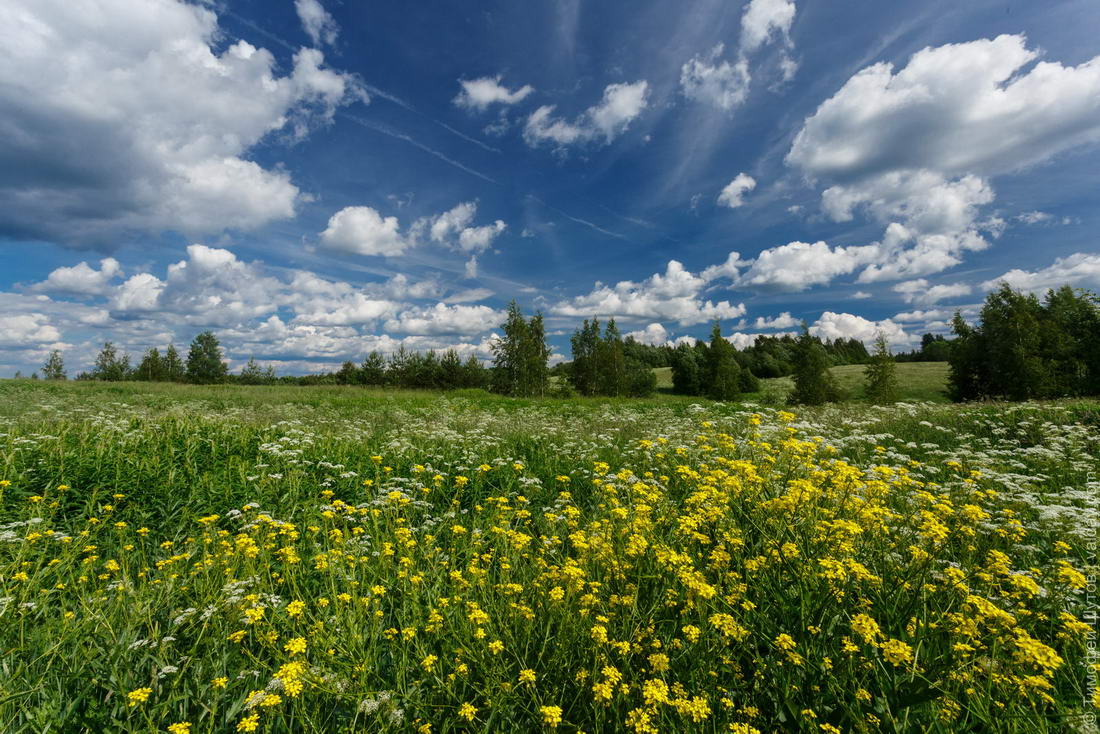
[705, 321, 741, 401]
[863, 334, 899, 404]
[41, 350, 66, 380]
[163, 344, 185, 382]
[239, 357, 269, 385]
[491, 301, 549, 397]
[136, 348, 164, 382]
[185, 331, 228, 384]
[670, 342, 702, 395]
[92, 342, 129, 381]
[595, 319, 627, 397]
[789, 327, 842, 405]
[361, 351, 386, 386]
[568, 318, 602, 396]
[335, 360, 360, 386]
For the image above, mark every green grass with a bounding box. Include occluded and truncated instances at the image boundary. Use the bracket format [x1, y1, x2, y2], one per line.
[758, 361, 951, 403]
[0, 379, 1095, 733]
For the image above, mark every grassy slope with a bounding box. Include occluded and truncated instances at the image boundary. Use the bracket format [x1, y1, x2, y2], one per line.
[654, 362, 951, 403]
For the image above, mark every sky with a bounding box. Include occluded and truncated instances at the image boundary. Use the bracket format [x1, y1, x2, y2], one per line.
[2, 0, 1100, 376]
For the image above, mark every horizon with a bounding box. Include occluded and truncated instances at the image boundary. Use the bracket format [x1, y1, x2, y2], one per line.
[2, 0, 1100, 376]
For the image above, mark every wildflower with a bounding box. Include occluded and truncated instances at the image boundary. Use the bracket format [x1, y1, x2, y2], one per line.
[421, 655, 437, 671]
[881, 639, 914, 667]
[284, 637, 307, 655]
[519, 669, 537, 683]
[127, 687, 152, 706]
[237, 713, 260, 732]
[488, 640, 504, 654]
[850, 614, 882, 644]
[168, 724, 191, 734]
[212, 677, 228, 689]
[458, 702, 477, 721]
[540, 705, 563, 727]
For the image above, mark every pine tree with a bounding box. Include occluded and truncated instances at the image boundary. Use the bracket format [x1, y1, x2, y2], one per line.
[136, 348, 164, 382]
[239, 357, 267, 385]
[439, 349, 463, 390]
[163, 344, 185, 382]
[789, 327, 842, 405]
[41, 350, 66, 380]
[335, 360, 360, 385]
[360, 351, 386, 386]
[705, 321, 741, 401]
[462, 354, 487, 389]
[863, 334, 899, 404]
[185, 331, 228, 384]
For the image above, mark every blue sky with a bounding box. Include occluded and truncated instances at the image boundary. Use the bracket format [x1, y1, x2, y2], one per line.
[2, 0, 1099, 375]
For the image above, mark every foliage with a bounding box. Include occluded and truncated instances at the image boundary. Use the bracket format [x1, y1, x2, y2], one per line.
[0, 381, 1095, 732]
[705, 321, 741, 401]
[949, 284, 1100, 401]
[863, 334, 899, 404]
[491, 301, 550, 397]
[788, 327, 844, 405]
[41, 350, 66, 381]
[92, 341, 131, 381]
[185, 331, 229, 385]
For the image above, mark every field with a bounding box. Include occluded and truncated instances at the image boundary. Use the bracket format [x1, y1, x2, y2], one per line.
[0, 380, 1097, 733]
[653, 362, 952, 404]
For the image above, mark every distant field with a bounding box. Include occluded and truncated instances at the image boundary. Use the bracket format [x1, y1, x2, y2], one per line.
[654, 361, 950, 403]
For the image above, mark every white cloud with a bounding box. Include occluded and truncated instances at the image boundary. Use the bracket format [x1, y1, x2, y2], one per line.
[35, 258, 122, 295]
[810, 311, 911, 347]
[295, 0, 339, 47]
[320, 206, 408, 256]
[700, 252, 748, 282]
[524, 81, 649, 149]
[752, 312, 799, 329]
[717, 173, 757, 208]
[554, 260, 745, 326]
[0, 0, 365, 242]
[787, 35, 1100, 182]
[852, 291, 872, 299]
[625, 322, 669, 346]
[385, 304, 503, 336]
[0, 313, 62, 347]
[1016, 211, 1052, 225]
[737, 240, 874, 292]
[893, 279, 972, 306]
[680, 45, 751, 111]
[982, 253, 1100, 293]
[454, 76, 534, 111]
[458, 221, 507, 254]
[741, 0, 797, 54]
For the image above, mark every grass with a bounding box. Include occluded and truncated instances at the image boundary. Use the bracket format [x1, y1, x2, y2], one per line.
[0, 379, 1096, 733]
[653, 362, 951, 404]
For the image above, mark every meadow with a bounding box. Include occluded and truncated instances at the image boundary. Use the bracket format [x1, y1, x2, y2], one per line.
[0, 379, 1097, 733]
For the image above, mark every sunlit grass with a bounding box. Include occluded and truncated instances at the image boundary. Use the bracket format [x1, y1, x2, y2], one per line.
[0, 380, 1096, 733]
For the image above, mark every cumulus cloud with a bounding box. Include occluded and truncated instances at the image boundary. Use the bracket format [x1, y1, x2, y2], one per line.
[524, 81, 649, 149]
[0, 313, 63, 348]
[893, 279, 972, 306]
[554, 260, 745, 326]
[0, 0, 366, 243]
[787, 35, 1100, 182]
[295, 0, 339, 47]
[752, 312, 799, 329]
[385, 304, 503, 336]
[982, 253, 1100, 293]
[737, 241, 874, 292]
[34, 258, 122, 296]
[680, 45, 751, 111]
[454, 76, 534, 111]
[810, 311, 911, 347]
[717, 173, 757, 208]
[700, 252, 748, 282]
[625, 323, 670, 346]
[741, 0, 797, 54]
[320, 206, 408, 256]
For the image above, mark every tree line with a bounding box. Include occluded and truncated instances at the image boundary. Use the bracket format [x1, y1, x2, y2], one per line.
[948, 284, 1100, 401]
